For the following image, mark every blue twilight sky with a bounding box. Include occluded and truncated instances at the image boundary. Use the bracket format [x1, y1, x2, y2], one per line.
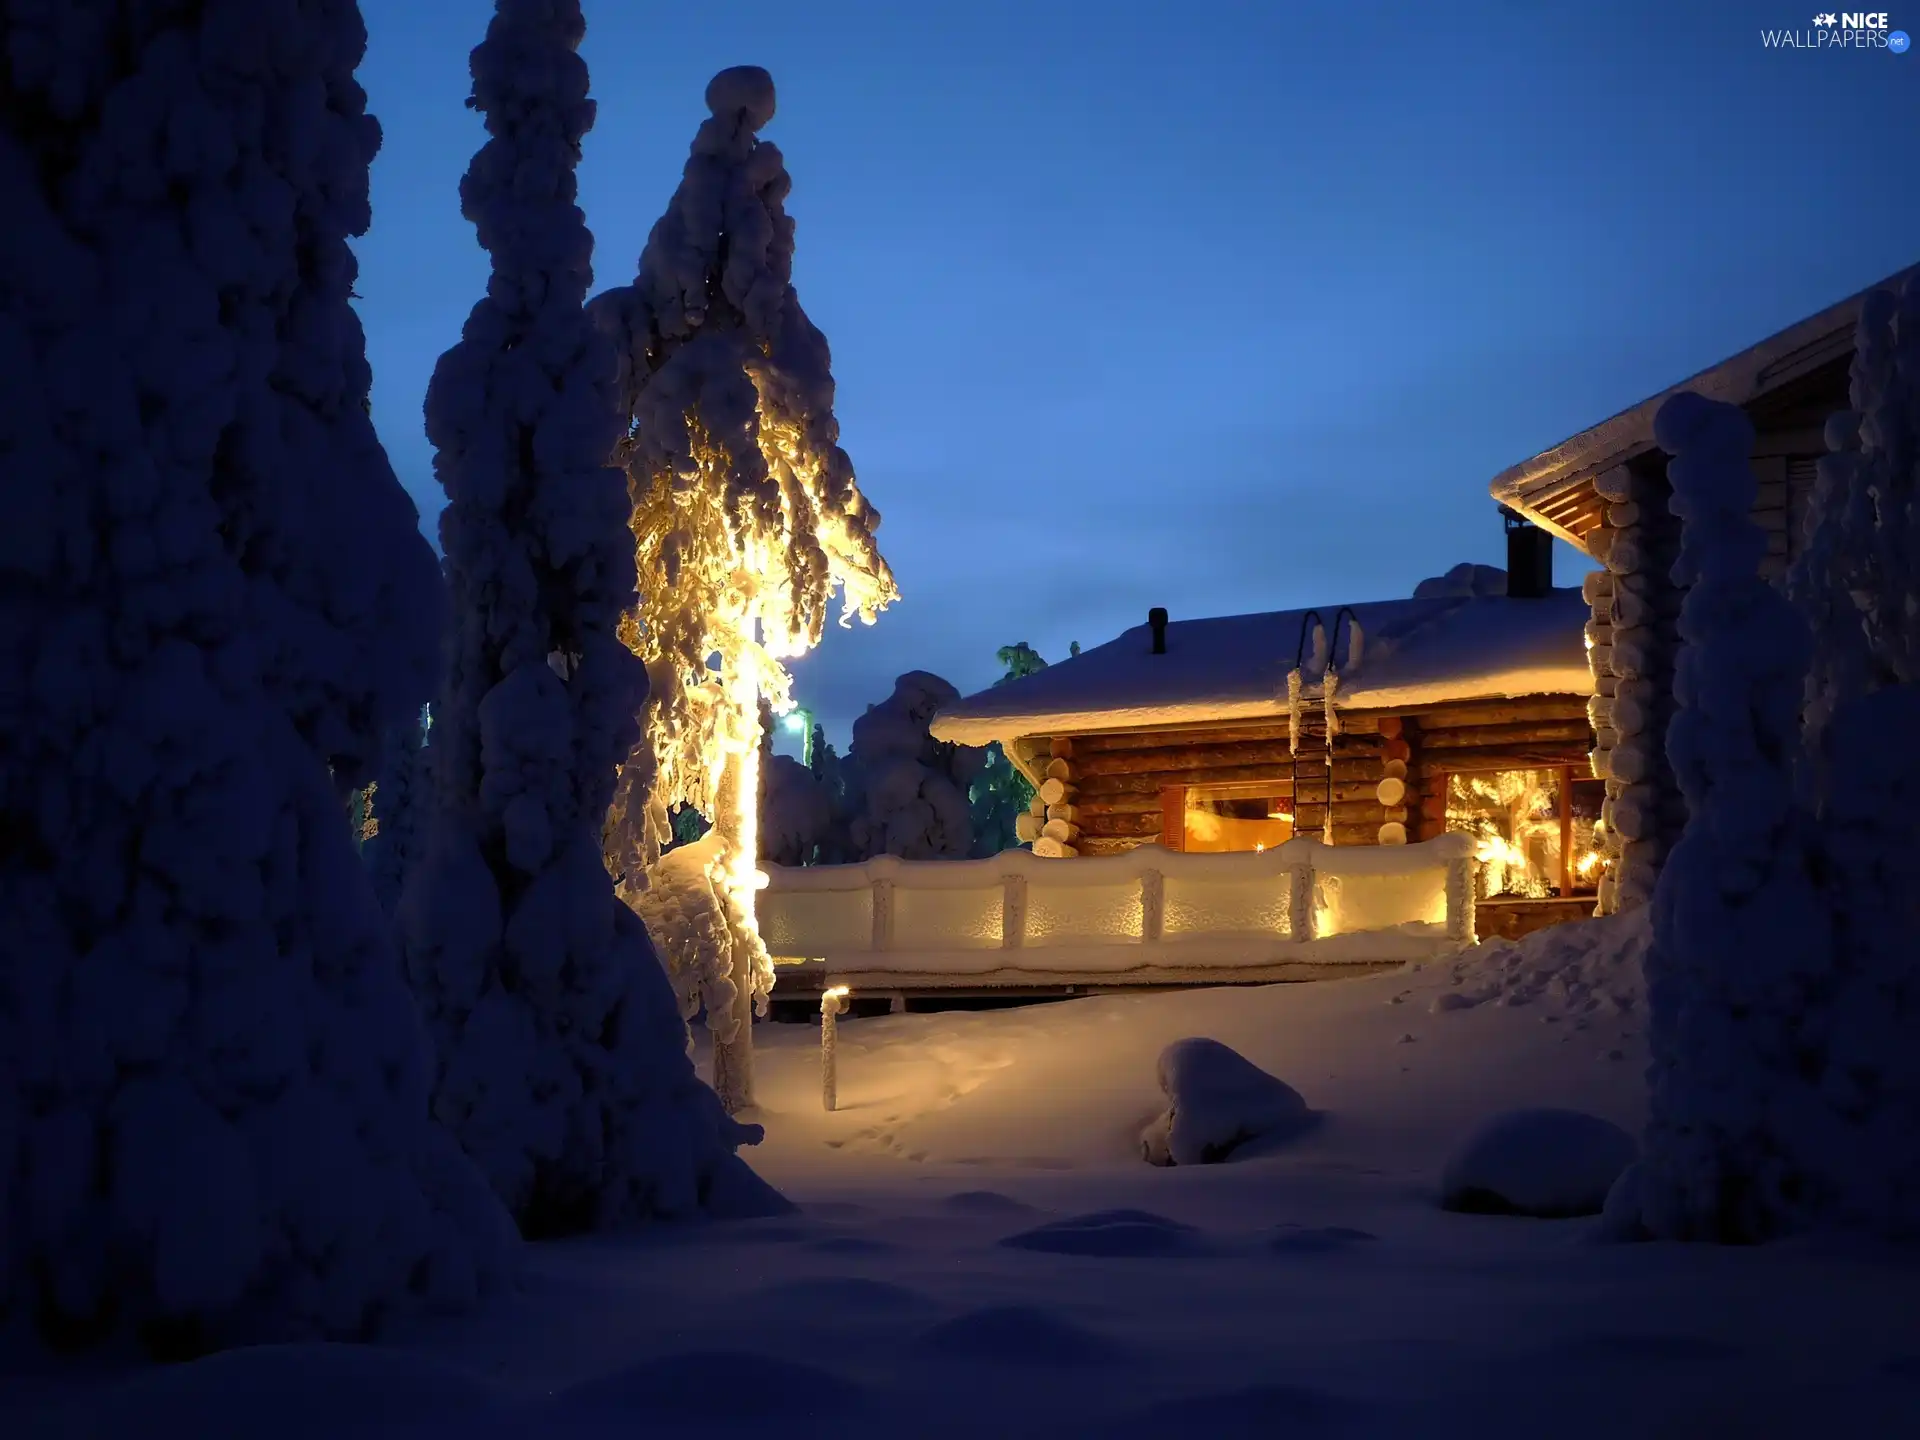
[356, 0, 1920, 751]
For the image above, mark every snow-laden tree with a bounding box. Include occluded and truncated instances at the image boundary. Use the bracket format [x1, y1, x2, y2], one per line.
[365, 707, 431, 915]
[1632, 392, 1833, 1243]
[844, 673, 985, 860]
[594, 67, 896, 1113]
[0, 0, 515, 1349]
[401, 3, 781, 1234]
[762, 752, 835, 865]
[1790, 277, 1920, 755]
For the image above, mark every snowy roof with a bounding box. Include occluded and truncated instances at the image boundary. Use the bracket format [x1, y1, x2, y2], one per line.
[1491, 261, 1920, 554]
[930, 589, 1591, 745]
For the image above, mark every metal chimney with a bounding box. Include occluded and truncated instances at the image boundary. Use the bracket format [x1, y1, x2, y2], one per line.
[1501, 507, 1553, 599]
[1148, 607, 1168, 654]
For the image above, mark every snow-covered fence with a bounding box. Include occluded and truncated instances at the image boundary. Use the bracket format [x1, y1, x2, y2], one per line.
[760, 834, 1476, 989]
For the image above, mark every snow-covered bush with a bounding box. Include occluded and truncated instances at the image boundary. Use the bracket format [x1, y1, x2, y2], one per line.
[762, 753, 835, 865]
[844, 673, 986, 860]
[365, 708, 431, 915]
[1634, 392, 1831, 1243]
[1440, 1109, 1638, 1217]
[0, 0, 515, 1349]
[594, 66, 896, 1112]
[1139, 1038, 1312, 1167]
[401, 1, 779, 1234]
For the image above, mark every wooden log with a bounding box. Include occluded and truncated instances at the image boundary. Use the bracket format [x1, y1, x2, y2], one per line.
[1074, 761, 1382, 797]
[1070, 794, 1169, 818]
[1076, 738, 1377, 777]
[1076, 836, 1142, 856]
[1378, 821, 1407, 845]
[1045, 803, 1080, 824]
[1382, 804, 1409, 823]
[1044, 757, 1074, 781]
[1028, 794, 1048, 817]
[1032, 837, 1078, 859]
[1382, 758, 1408, 780]
[1377, 715, 1403, 739]
[1375, 776, 1407, 806]
[1049, 736, 1075, 759]
[1070, 717, 1387, 753]
[1404, 697, 1591, 730]
[1037, 777, 1074, 806]
[1077, 812, 1163, 839]
[1415, 721, 1593, 752]
[1014, 813, 1042, 843]
[1041, 818, 1081, 844]
[1415, 745, 1591, 772]
[1290, 799, 1392, 824]
[1012, 737, 1045, 765]
[1381, 735, 1412, 763]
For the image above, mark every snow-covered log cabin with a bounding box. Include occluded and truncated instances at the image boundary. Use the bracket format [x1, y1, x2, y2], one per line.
[1489, 262, 1917, 918]
[930, 520, 1599, 942]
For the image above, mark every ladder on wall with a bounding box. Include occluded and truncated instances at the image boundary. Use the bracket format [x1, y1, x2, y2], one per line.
[1287, 607, 1360, 844]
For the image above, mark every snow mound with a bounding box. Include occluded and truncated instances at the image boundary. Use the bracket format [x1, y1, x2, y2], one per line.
[1438, 908, 1648, 1017]
[1441, 1107, 1639, 1218]
[1414, 561, 1509, 599]
[1139, 1037, 1312, 1166]
[998, 1209, 1203, 1258]
[911, 1304, 1128, 1367]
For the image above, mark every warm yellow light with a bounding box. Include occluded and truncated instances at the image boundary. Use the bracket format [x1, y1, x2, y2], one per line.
[823, 985, 850, 1002]
[1254, 843, 1265, 854]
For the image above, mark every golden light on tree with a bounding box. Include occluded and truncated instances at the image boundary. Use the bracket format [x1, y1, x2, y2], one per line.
[596, 67, 896, 1113]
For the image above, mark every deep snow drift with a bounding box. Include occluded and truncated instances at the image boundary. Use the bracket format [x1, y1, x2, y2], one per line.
[11, 912, 1917, 1437]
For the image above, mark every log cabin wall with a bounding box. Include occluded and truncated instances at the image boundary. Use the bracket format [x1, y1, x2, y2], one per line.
[1579, 370, 1838, 915]
[1027, 696, 1593, 858]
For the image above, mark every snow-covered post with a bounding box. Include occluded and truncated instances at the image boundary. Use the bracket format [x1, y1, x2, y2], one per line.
[820, 985, 851, 1112]
[595, 67, 896, 1112]
[1633, 392, 1830, 1243]
[0, 0, 517, 1347]
[1444, 851, 1477, 944]
[402, 1, 782, 1232]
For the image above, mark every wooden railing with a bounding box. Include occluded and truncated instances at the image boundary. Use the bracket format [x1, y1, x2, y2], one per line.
[759, 834, 1476, 989]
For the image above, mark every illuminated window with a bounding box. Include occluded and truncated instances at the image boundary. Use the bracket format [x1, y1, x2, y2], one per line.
[1182, 788, 1294, 854]
[1446, 769, 1564, 899]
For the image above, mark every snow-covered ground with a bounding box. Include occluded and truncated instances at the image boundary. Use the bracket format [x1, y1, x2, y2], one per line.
[9, 914, 1918, 1439]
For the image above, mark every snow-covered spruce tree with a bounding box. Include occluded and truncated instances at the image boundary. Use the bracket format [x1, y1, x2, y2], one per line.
[762, 753, 835, 865]
[0, 0, 516, 1351]
[1790, 277, 1920, 756]
[401, 3, 781, 1234]
[365, 707, 431, 915]
[594, 67, 896, 1113]
[844, 673, 985, 860]
[1632, 392, 1833, 1242]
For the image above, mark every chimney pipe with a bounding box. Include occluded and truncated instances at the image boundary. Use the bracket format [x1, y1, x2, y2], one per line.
[1501, 507, 1553, 599]
[1148, 607, 1168, 654]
